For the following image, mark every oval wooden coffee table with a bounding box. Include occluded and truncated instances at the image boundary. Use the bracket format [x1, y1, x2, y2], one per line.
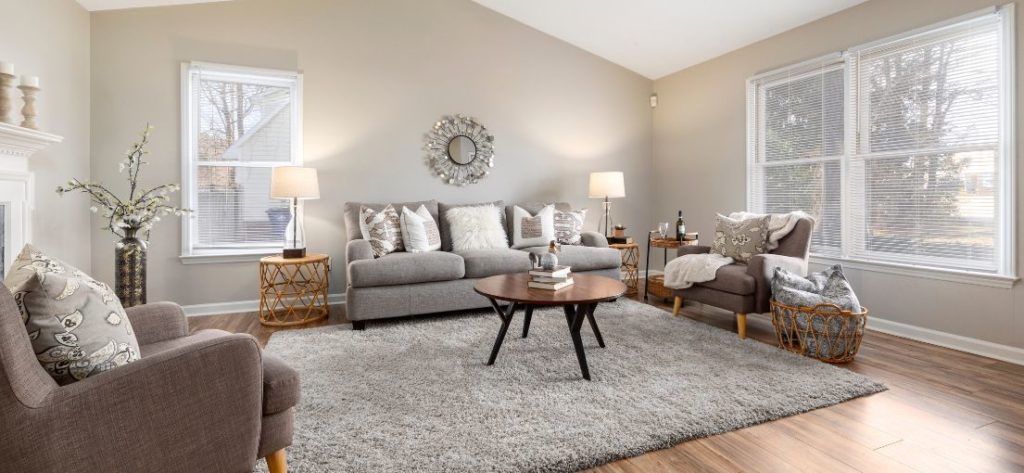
[474, 273, 627, 380]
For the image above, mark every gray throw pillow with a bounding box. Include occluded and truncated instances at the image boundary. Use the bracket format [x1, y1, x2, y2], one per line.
[711, 214, 770, 263]
[4, 244, 140, 385]
[553, 209, 587, 246]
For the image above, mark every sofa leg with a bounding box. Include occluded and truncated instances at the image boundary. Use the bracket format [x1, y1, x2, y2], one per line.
[672, 296, 682, 316]
[266, 449, 287, 473]
[352, 320, 365, 331]
[736, 313, 747, 339]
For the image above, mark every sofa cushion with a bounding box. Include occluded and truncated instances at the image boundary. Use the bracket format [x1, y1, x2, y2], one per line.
[439, 201, 505, 251]
[696, 264, 756, 295]
[4, 244, 141, 385]
[505, 202, 571, 243]
[523, 245, 620, 272]
[344, 200, 438, 242]
[262, 353, 300, 415]
[458, 249, 533, 278]
[348, 251, 465, 288]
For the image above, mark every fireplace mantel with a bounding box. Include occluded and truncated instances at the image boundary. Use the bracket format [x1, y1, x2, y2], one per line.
[0, 122, 63, 168]
[0, 121, 62, 276]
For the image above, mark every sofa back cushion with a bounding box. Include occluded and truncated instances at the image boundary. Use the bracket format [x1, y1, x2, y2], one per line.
[771, 218, 814, 259]
[438, 201, 505, 251]
[344, 200, 438, 242]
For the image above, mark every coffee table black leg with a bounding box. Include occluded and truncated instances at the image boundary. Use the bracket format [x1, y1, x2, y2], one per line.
[486, 299, 518, 365]
[584, 303, 605, 348]
[522, 306, 534, 338]
[563, 304, 591, 380]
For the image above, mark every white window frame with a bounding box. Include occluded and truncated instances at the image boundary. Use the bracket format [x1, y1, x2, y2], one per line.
[746, 5, 1017, 288]
[179, 61, 304, 264]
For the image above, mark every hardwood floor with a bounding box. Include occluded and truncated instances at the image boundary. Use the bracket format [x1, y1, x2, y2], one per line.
[188, 289, 1024, 473]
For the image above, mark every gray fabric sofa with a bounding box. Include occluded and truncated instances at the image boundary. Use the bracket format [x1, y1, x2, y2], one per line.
[343, 200, 622, 328]
[0, 287, 299, 473]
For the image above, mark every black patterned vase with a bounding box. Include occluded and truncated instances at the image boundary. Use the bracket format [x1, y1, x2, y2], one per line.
[115, 226, 147, 307]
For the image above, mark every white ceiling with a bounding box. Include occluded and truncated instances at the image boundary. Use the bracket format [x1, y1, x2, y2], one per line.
[76, 0, 230, 11]
[472, 0, 867, 79]
[78, 0, 867, 79]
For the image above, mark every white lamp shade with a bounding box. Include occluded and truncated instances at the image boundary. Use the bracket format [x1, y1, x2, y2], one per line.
[588, 171, 625, 198]
[271, 166, 320, 199]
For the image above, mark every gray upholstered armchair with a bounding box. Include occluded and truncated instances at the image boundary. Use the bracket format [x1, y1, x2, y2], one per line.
[0, 288, 299, 473]
[672, 218, 814, 339]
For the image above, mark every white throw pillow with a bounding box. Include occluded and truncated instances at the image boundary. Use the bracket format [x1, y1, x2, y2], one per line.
[445, 204, 508, 252]
[511, 205, 555, 249]
[400, 205, 441, 252]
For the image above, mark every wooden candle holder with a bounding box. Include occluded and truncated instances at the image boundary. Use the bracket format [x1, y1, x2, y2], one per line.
[17, 85, 39, 130]
[0, 73, 15, 125]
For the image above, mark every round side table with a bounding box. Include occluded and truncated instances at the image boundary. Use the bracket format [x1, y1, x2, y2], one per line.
[259, 253, 330, 327]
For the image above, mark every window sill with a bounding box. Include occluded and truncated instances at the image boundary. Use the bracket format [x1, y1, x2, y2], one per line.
[809, 255, 1018, 289]
[179, 250, 279, 265]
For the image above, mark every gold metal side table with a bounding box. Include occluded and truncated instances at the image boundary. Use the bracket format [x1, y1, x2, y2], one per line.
[259, 253, 330, 327]
[609, 242, 640, 296]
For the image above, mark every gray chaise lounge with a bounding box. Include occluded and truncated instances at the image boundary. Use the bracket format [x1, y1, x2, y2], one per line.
[343, 200, 622, 329]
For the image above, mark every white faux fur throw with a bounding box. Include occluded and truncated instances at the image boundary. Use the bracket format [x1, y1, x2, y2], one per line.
[662, 253, 734, 290]
[728, 211, 814, 251]
[445, 205, 509, 252]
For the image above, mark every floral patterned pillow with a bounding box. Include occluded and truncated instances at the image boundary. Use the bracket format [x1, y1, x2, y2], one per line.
[553, 209, 587, 245]
[359, 204, 405, 257]
[3, 244, 140, 385]
[711, 214, 770, 263]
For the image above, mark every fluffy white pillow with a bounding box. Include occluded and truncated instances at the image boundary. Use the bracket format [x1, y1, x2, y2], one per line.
[511, 205, 555, 249]
[446, 204, 508, 252]
[400, 205, 441, 252]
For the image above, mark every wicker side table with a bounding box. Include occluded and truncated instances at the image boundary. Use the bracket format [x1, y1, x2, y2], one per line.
[259, 254, 330, 327]
[609, 242, 639, 296]
[644, 234, 699, 301]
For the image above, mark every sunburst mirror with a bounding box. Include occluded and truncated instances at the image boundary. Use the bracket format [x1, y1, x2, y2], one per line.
[423, 114, 494, 186]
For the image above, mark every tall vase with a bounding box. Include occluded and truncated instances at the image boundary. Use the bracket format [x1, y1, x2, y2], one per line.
[115, 226, 147, 307]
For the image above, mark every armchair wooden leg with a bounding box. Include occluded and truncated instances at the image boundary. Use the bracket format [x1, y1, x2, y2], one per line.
[736, 313, 747, 339]
[672, 296, 682, 316]
[266, 449, 287, 473]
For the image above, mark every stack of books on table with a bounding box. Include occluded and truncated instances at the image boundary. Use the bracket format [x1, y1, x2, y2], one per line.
[528, 265, 573, 291]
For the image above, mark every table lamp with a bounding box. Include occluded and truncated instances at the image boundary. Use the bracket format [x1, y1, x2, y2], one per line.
[588, 171, 625, 238]
[271, 166, 320, 258]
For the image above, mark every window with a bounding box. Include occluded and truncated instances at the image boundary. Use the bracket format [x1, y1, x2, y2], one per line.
[748, 7, 1014, 279]
[181, 62, 302, 259]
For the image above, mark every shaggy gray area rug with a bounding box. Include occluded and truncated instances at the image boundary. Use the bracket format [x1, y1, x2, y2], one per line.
[257, 299, 884, 473]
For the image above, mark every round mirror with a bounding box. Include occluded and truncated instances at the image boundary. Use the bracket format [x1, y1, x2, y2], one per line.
[447, 135, 477, 165]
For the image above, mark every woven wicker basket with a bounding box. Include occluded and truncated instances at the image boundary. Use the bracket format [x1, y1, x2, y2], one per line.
[646, 274, 675, 300]
[769, 300, 869, 364]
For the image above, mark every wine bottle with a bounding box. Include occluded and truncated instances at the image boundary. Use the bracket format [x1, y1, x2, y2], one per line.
[676, 210, 686, 242]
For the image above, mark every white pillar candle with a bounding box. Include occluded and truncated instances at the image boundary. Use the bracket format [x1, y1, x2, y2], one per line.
[0, 62, 13, 75]
[20, 75, 38, 88]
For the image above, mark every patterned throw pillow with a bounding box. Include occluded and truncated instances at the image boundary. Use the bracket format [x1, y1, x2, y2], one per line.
[400, 205, 441, 253]
[360, 204, 405, 257]
[3, 244, 140, 385]
[511, 205, 555, 249]
[711, 214, 770, 263]
[553, 209, 587, 245]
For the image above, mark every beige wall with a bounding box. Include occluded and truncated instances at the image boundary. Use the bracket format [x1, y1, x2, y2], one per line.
[653, 0, 1024, 349]
[0, 0, 91, 271]
[90, 0, 654, 305]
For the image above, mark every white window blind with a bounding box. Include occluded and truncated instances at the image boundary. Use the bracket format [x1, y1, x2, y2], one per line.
[848, 12, 1008, 273]
[182, 63, 302, 256]
[748, 7, 1013, 277]
[748, 56, 846, 255]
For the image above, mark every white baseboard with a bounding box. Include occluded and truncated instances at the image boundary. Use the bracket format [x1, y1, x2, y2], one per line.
[869, 316, 1024, 366]
[182, 293, 346, 317]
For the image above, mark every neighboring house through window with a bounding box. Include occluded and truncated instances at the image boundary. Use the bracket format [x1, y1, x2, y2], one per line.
[747, 6, 1014, 281]
[181, 62, 303, 260]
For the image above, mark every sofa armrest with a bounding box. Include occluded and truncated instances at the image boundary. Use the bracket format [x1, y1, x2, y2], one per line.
[747, 253, 808, 313]
[347, 239, 374, 264]
[42, 333, 264, 472]
[126, 302, 188, 345]
[677, 245, 711, 257]
[580, 231, 609, 248]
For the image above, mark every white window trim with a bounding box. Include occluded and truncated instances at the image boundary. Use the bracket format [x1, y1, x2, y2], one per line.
[179, 61, 304, 263]
[746, 5, 1018, 287]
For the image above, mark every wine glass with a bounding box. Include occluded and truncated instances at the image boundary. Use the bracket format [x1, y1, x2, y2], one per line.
[658, 222, 670, 239]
